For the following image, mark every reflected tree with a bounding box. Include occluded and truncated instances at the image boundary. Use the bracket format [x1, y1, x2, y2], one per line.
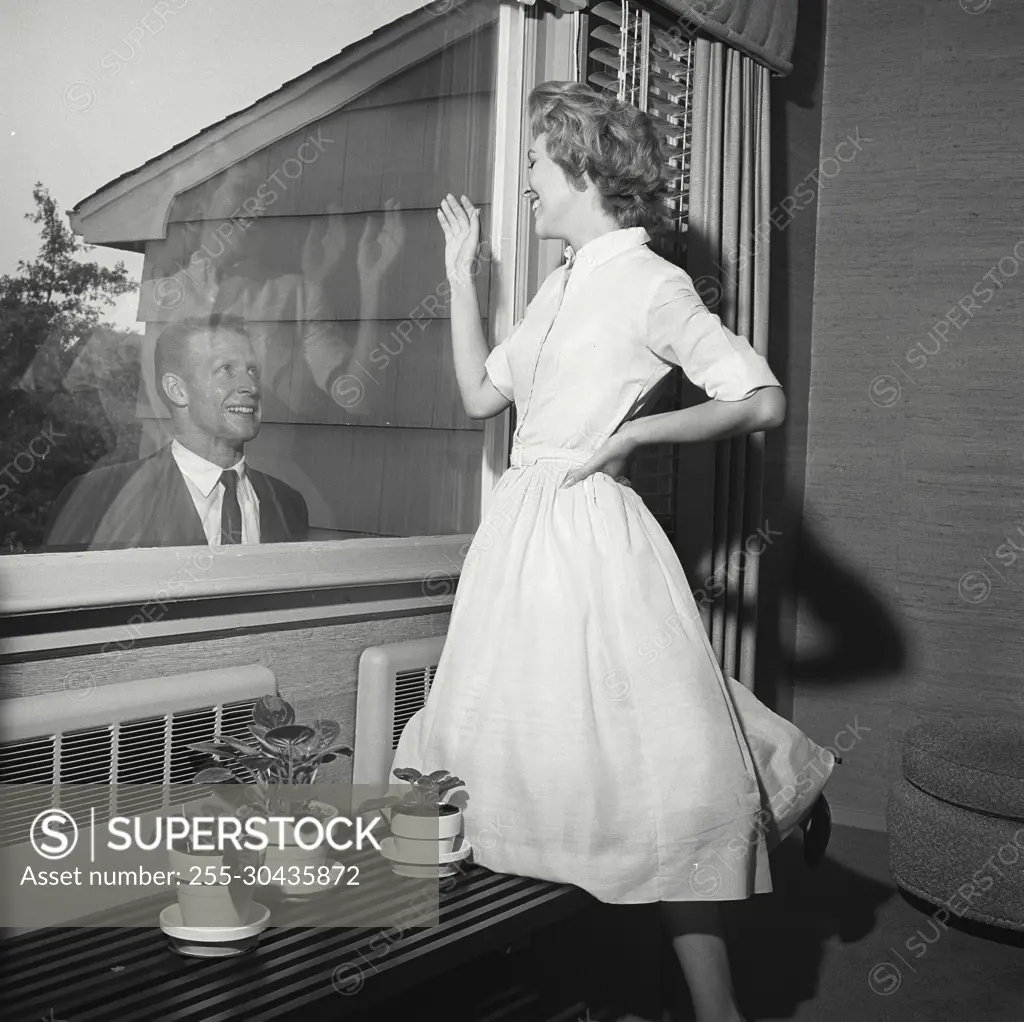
[0, 183, 139, 553]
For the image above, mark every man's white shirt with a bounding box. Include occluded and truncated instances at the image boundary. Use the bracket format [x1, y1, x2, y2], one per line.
[170, 438, 260, 545]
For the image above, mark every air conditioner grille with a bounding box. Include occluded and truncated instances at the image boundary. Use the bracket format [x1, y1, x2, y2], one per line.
[355, 637, 445, 795]
[0, 736, 55, 783]
[0, 668, 276, 848]
[168, 706, 218, 793]
[222, 701, 255, 728]
[62, 726, 114, 784]
[392, 666, 435, 749]
[2, 786, 53, 849]
[118, 717, 167, 784]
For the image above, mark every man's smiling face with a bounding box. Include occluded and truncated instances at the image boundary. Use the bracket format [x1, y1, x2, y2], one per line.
[180, 327, 262, 444]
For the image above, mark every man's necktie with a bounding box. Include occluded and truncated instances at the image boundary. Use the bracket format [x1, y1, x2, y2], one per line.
[220, 469, 243, 545]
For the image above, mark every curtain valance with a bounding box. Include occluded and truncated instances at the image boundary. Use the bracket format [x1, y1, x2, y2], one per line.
[657, 0, 797, 75]
[518, 0, 798, 76]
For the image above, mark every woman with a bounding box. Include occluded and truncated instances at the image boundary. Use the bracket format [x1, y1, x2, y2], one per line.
[393, 81, 835, 1022]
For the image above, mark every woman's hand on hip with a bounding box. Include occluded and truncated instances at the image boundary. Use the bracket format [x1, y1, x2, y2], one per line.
[561, 428, 639, 488]
[437, 193, 480, 283]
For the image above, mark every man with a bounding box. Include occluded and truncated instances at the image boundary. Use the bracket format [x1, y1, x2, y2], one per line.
[44, 315, 308, 550]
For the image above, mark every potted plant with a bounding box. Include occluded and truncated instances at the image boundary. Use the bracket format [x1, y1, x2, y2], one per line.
[167, 798, 262, 928]
[187, 695, 352, 894]
[358, 767, 465, 864]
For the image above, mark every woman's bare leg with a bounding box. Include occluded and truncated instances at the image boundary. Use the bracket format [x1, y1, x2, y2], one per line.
[659, 901, 746, 1022]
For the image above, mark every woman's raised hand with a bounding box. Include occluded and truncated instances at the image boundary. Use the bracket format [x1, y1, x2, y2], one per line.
[437, 193, 480, 284]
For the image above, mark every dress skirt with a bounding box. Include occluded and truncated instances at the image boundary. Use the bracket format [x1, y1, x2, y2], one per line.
[392, 454, 836, 904]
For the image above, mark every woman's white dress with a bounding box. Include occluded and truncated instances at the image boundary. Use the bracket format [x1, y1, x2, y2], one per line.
[392, 227, 835, 904]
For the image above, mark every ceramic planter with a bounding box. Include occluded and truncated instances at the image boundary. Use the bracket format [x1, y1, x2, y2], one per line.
[168, 847, 255, 928]
[388, 803, 462, 864]
[250, 802, 337, 895]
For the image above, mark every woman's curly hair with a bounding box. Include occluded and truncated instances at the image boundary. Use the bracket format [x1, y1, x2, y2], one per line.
[528, 80, 671, 234]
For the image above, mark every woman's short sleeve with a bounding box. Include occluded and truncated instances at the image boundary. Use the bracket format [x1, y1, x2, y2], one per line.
[483, 335, 514, 401]
[645, 274, 780, 401]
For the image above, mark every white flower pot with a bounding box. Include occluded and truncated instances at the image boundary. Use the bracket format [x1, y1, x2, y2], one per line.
[169, 848, 255, 928]
[250, 804, 336, 895]
[389, 803, 462, 864]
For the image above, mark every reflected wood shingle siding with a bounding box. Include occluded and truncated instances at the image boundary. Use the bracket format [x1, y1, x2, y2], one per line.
[136, 26, 498, 538]
[142, 211, 491, 323]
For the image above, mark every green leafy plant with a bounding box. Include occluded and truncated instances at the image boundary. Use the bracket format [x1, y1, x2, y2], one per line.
[187, 694, 352, 820]
[358, 767, 466, 819]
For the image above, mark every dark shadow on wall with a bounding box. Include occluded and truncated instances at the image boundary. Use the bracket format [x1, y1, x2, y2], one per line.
[780, 507, 908, 684]
[753, 493, 909, 725]
[750, 495, 908, 720]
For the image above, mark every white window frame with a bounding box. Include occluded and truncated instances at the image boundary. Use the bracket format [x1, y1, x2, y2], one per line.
[0, 0, 547, 624]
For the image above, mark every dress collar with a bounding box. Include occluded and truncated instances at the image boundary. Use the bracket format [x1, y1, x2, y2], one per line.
[171, 438, 246, 498]
[563, 226, 650, 271]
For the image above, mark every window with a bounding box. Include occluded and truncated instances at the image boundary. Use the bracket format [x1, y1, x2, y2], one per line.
[1, 0, 506, 557]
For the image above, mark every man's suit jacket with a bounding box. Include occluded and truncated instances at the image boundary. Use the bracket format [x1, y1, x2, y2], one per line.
[43, 444, 308, 551]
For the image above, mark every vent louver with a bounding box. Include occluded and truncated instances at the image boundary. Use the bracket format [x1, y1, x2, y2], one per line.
[393, 665, 437, 749]
[0, 667, 276, 847]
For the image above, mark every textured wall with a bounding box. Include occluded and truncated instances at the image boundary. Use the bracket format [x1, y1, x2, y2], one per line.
[792, 0, 1024, 824]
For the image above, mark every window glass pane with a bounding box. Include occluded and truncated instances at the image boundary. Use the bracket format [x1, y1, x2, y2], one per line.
[1, 1, 500, 554]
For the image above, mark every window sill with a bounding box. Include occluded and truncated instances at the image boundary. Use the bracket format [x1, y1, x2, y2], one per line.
[0, 535, 472, 616]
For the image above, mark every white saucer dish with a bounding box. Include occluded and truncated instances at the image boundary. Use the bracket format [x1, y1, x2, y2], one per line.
[262, 882, 335, 902]
[159, 901, 270, 958]
[379, 835, 472, 865]
[379, 836, 472, 878]
[389, 861, 463, 879]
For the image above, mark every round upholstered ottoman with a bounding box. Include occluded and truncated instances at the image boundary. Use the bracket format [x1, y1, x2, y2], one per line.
[887, 717, 1024, 932]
